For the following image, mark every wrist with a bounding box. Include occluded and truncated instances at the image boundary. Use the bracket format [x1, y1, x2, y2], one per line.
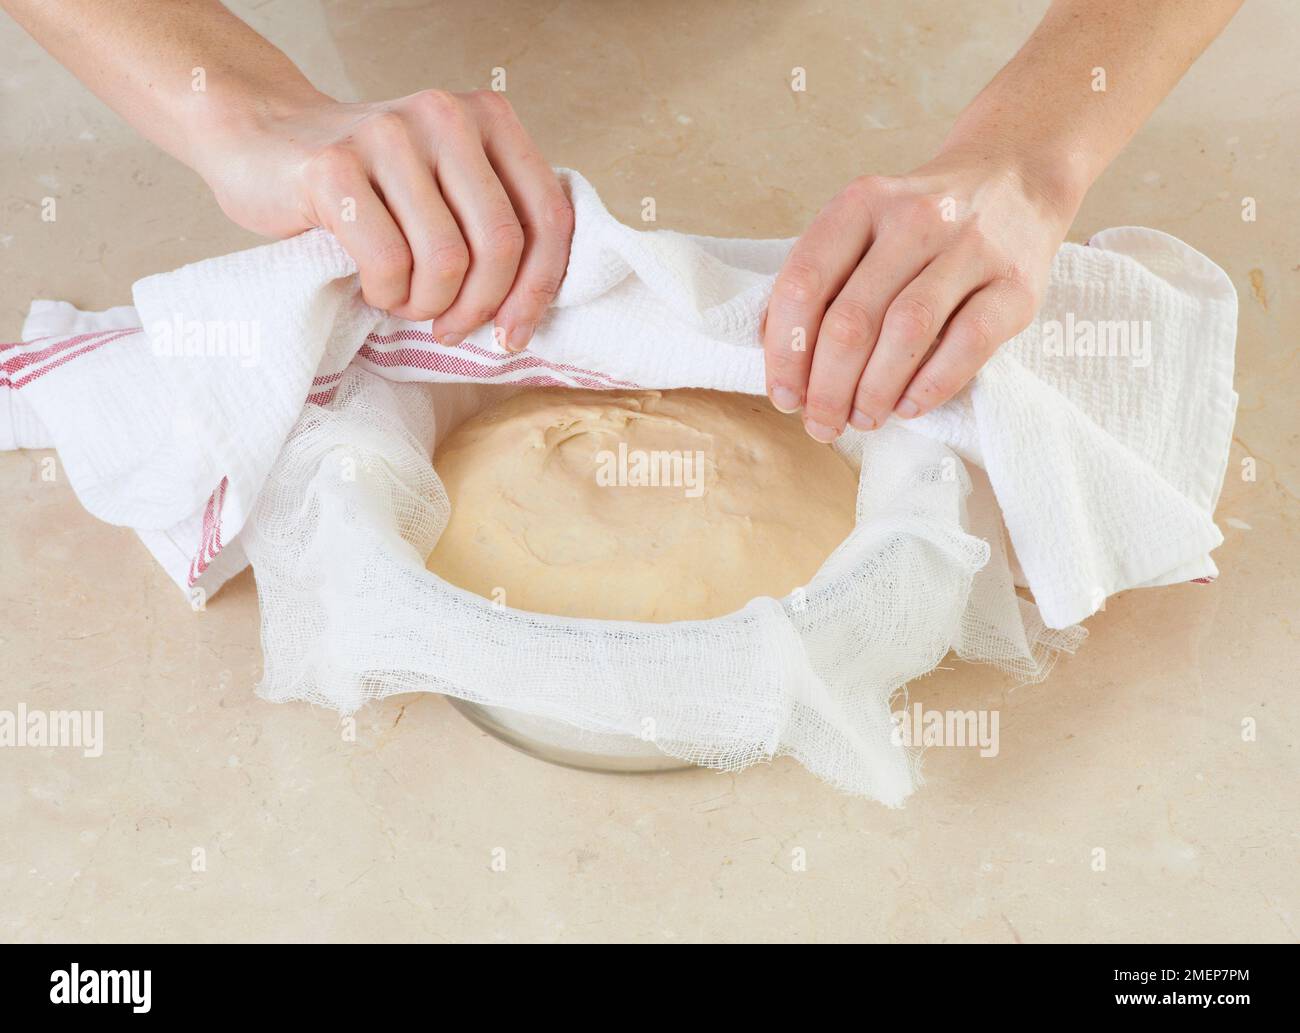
[939, 101, 1102, 229]
[184, 75, 331, 184]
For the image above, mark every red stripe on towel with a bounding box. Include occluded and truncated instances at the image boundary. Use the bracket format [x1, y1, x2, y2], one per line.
[1, 329, 141, 389]
[188, 476, 230, 587]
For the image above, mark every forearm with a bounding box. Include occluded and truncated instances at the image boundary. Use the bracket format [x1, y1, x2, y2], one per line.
[1, 0, 325, 175]
[942, 0, 1243, 214]
[2, 2, 577, 342]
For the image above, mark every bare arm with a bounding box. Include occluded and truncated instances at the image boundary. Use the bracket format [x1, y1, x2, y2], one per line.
[947, 0, 1246, 212]
[764, 0, 1244, 440]
[2, 0, 319, 172]
[3, 0, 574, 350]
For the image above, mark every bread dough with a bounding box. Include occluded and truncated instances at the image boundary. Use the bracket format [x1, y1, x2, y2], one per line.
[425, 388, 858, 622]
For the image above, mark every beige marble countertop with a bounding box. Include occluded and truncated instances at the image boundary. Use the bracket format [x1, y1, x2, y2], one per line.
[1, 1, 1296, 943]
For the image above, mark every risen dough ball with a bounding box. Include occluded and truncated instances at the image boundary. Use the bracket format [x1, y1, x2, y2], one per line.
[425, 388, 858, 622]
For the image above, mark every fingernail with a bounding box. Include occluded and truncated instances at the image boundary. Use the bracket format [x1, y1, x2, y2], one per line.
[804, 419, 839, 443]
[894, 398, 920, 419]
[849, 408, 876, 431]
[770, 386, 802, 413]
[505, 323, 533, 353]
[439, 331, 464, 347]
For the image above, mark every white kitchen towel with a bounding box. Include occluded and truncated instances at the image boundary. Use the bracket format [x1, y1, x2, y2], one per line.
[3, 169, 1237, 628]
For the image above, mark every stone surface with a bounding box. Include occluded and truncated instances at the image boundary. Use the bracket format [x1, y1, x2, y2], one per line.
[1, 0, 1296, 943]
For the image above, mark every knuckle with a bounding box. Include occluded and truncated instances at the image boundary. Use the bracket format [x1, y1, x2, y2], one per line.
[775, 260, 823, 305]
[410, 88, 463, 122]
[363, 281, 405, 310]
[955, 221, 989, 249]
[470, 88, 514, 118]
[885, 294, 937, 342]
[819, 298, 876, 350]
[398, 304, 436, 322]
[998, 259, 1037, 293]
[911, 369, 954, 401]
[960, 310, 999, 354]
[914, 194, 946, 219]
[538, 194, 576, 237]
[361, 109, 409, 145]
[896, 194, 944, 230]
[765, 354, 805, 384]
[480, 219, 525, 260]
[522, 273, 565, 308]
[424, 241, 471, 283]
[303, 145, 361, 192]
[855, 381, 895, 414]
[951, 226, 987, 255]
[839, 174, 884, 207]
[368, 239, 413, 281]
[804, 389, 848, 419]
[1013, 272, 1042, 306]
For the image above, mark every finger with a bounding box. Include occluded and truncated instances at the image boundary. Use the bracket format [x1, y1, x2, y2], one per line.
[894, 280, 1035, 418]
[471, 92, 574, 352]
[762, 180, 877, 414]
[801, 233, 930, 440]
[366, 125, 470, 322]
[852, 249, 987, 428]
[305, 146, 412, 313]
[426, 111, 525, 345]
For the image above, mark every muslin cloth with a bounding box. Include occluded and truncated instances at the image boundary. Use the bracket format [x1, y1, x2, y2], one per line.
[1, 169, 1237, 801]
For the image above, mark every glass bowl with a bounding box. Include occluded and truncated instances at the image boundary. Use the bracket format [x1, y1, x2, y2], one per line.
[447, 698, 694, 774]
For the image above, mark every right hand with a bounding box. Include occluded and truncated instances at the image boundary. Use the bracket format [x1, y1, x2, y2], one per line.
[197, 89, 575, 352]
[762, 152, 1073, 440]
